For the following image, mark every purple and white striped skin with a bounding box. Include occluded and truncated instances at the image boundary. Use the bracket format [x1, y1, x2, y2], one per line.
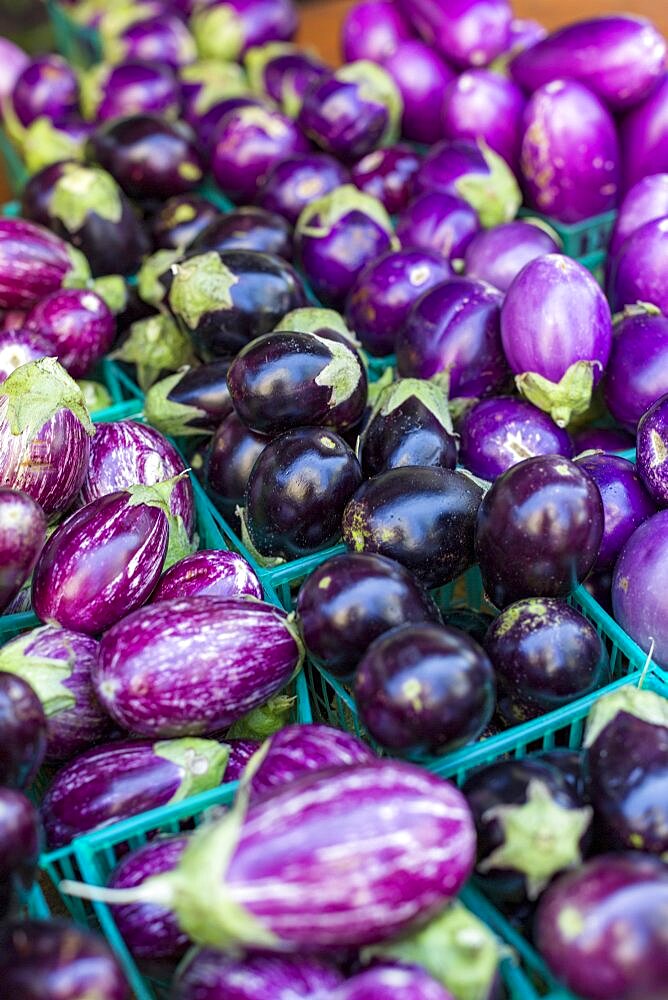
[619, 75, 668, 194]
[83, 60, 182, 123]
[25, 289, 115, 379]
[350, 145, 421, 215]
[10, 55, 79, 127]
[608, 174, 668, 262]
[603, 307, 668, 431]
[637, 394, 668, 505]
[256, 153, 351, 227]
[463, 220, 560, 293]
[332, 966, 455, 1000]
[341, 0, 413, 63]
[572, 427, 635, 456]
[0, 672, 47, 789]
[152, 550, 262, 603]
[94, 597, 302, 738]
[0, 36, 28, 105]
[32, 488, 170, 636]
[396, 192, 480, 261]
[612, 511, 668, 667]
[509, 16, 666, 111]
[0, 310, 28, 332]
[381, 41, 456, 146]
[225, 739, 262, 781]
[458, 397, 572, 481]
[608, 217, 668, 317]
[0, 625, 112, 761]
[442, 70, 526, 172]
[41, 736, 229, 848]
[0, 489, 45, 612]
[101, 12, 196, 71]
[520, 81, 620, 223]
[80, 421, 194, 537]
[0, 219, 90, 310]
[173, 949, 345, 1000]
[396, 0, 511, 68]
[109, 837, 190, 960]
[0, 327, 53, 381]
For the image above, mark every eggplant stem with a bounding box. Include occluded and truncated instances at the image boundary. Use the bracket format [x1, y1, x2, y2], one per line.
[58, 878, 172, 906]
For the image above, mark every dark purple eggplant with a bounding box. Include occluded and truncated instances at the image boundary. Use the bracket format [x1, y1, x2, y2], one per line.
[173, 950, 345, 1000]
[190, 206, 293, 261]
[0, 788, 42, 921]
[358, 379, 457, 478]
[245, 427, 362, 560]
[81, 59, 182, 123]
[25, 288, 116, 378]
[351, 144, 422, 215]
[41, 735, 229, 847]
[245, 42, 329, 116]
[227, 331, 367, 435]
[475, 455, 604, 608]
[463, 757, 593, 905]
[0, 327, 52, 381]
[165, 249, 306, 360]
[533, 748, 588, 802]
[396, 191, 480, 261]
[144, 361, 233, 437]
[152, 549, 262, 602]
[150, 194, 221, 251]
[343, 467, 483, 589]
[0, 218, 90, 310]
[87, 114, 204, 200]
[602, 305, 668, 431]
[256, 152, 351, 226]
[94, 597, 302, 737]
[636, 393, 668, 504]
[0, 488, 46, 612]
[296, 552, 440, 679]
[0, 672, 47, 788]
[206, 411, 269, 519]
[535, 853, 668, 1000]
[484, 599, 610, 724]
[356, 622, 495, 754]
[611, 510, 668, 667]
[10, 54, 79, 126]
[572, 427, 636, 456]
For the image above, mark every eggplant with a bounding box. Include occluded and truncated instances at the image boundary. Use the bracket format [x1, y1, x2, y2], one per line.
[612, 510, 668, 668]
[0, 357, 93, 516]
[464, 220, 560, 293]
[245, 42, 328, 117]
[356, 622, 495, 754]
[0, 36, 27, 104]
[637, 394, 668, 504]
[94, 596, 302, 737]
[227, 331, 367, 436]
[10, 54, 79, 126]
[150, 194, 221, 252]
[442, 69, 525, 172]
[144, 361, 233, 437]
[0, 672, 46, 788]
[296, 552, 440, 678]
[0, 218, 90, 310]
[572, 426, 635, 456]
[190, 207, 293, 261]
[189, 0, 298, 61]
[620, 74, 668, 193]
[0, 788, 41, 921]
[206, 411, 269, 518]
[166, 249, 306, 359]
[99, 6, 196, 69]
[397, 192, 480, 261]
[382, 39, 456, 145]
[245, 427, 362, 560]
[484, 598, 610, 724]
[174, 950, 344, 1000]
[190, 94, 269, 153]
[332, 968, 455, 1000]
[533, 748, 588, 802]
[345, 249, 453, 358]
[396, 0, 511, 68]
[81, 59, 182, 123]
[225, 738, 262, 780]
[180, 58, 248, 123]
[343, 467, 483, 588]
[358, 379, 457, 478]
[25, 288, 115, 378]
[609, 217, 668, 321]
[152, 550, 262, 603]
[0, 488, 46, 612]
[88, 114, 204, 200]
[341, 0, 412, 63]
[458, 396, 573, 480]
[476, 455, 604, 609]
[0, 328, 53, 381]
[535, 853, 668, 1000]
[257, 152, 351, 227]
[608, 174, 668, 262]
[350, 144, 421, 215]
[42, 735, 229, 848]
[463, 757, 593, 904]
[603, 305, 668, 431]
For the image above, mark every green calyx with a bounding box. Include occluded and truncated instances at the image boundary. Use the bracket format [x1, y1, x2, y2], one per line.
[51, 163, 124, 234]
[62, 245, 93, 293]
[21, 117, 87, 174]
[164, 513, 198, 571]
[190, 5, 244, 62]
[585, 685, 668, 747]
[515, 359, 600, 428]
[157, 737, 230, 804]
[454, 140, 522, 228]
[181, 60, 249, 116]
[226, 693, 296, 739]
[77, 380, 113, 414]
[1, 357, 94, 440]
[521, 215, 563, 247]
[371, 378, 454, 435]
[245, 42, 296, 96]
[336, 61, 403, 149]
[0, 627, 77, 717]
[137, 249, 181, 308]
[478, 778, 593, 899]
[112, 314, 196, 392]
[273, 307, 362, 351]
[168, 252, 239, 331]
[79, 64, 106, 121]
[313, 334, 363, 408]
[126, 473, 190, 519]
[144, 369, 209, 438]
[90, 274, 128, 315]
[612, 301, 662, 327]
[237, 506, 285, 569]
[296, 184, 397, 245]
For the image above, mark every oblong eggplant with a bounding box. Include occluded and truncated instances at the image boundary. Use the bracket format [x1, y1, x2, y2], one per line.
[144, 361, 233, 438]
[0, 218, 90, 310]
[173, 950, 344, 1000]
[205, 412, 269, 519]
[343, 467, 483, 588]
[150, 194, 221, 251]
[464, 220, 560, 292]
[611, 510, 668, 667]
[603, 305, 668, 431]
[608, 174, 668, 261]
[296, 552, 440, 679]
[245, 43, 328, 116]
[637, 394, 668, 504]
[25, 288, 115, 378]
[620, 74, 668, 193]
[94, 597, 302, 737]
[256, 152, 350, 226]
[189, 206, 293, 261]
[442, 69, 525, 171]
[0, 327, 52, 381]
[41, 736, 229, 848]
[99, 6, 196, 69]
[0, 488, 46, 612]
[0, 671, 47, 788]
[0, 788, 41, 921]
[152, 550, 262, 603]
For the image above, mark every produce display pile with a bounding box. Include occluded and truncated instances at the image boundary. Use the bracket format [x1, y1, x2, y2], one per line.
[0, 0, 667, 998]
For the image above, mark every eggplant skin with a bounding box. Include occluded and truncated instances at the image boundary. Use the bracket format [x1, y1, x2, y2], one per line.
[0, 488, 46, 612]
[173, 950, 345, 1000]
[205, 412, 269, 519]
[0, 672, 47, 789]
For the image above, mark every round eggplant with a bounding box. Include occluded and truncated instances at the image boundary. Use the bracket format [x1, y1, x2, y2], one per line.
[25, 288, 115, 378]
[10, 54, 79, 127]
[99, 7, 196, 70]
[144, 360, 233, 438]
[0, 672, 46, 788]
[608, 173, 668, 262]
[0, 488, 46, 612]
[636, 393, 668, 504]
[382, 39, 456, 145]
[0, 327, 52, 381]
[395, 0, 511, 69]
[0, 788, 41, 920]
[442, 69, 525, 172]
[464, 220, 561, 292]
[475, 455, 604, 608]
[81, 59, 182, 123]
[603, 305, 668, 431]
[206, 412, 269, 519]
[572, 426, 635, 456]
[341, 0, 412, 63]
[343, 467, 483, 588]
[296, 552, 440, 678]
[612, 510, 668, 668]
[190, 206, 293, 261]
[189, 0, 298, 61]
[397, 191, 481, 261]
[356, 622, 495, 755]
[152, 550, 262, 603]
[174, 950, 344, 1000]
[256, 152, 350, 227]
[350, 144, 421, 215]
[245, 43, 329, 117]
[150, 194, 221, 252]
[245, 427, 362, 560]
[608, 217, 668, 316]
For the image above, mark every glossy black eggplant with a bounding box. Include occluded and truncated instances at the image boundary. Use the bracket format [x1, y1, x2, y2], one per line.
[206, 412, 269, 519]
[144, 361, 233, 438]
[0, 788, 41, 920]
[533, 748, 588, 802]
[150, 194, 221, 252]
[0, 672, 47, 788]
[190, 206, 294, 260]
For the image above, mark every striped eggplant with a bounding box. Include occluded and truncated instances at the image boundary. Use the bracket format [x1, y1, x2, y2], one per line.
[32, 480, 175, 635]
[0, 327, 53, 381]
[93, 597, 303, 737]
[41, 736, 229, 848]
[25, 288, 116, 379]
[225, 739, 263, 781]
[332, 967, 454, 999]
[144, 360, 233, 438]
[0, 218, 90, 309]
[152, 550, 262, 603]
[0, 489, 46, 612]
[173, 950, 345, 1000]
[0, 625, 112, 761]
[0, 672, 47, 788]
[0, 357, 94, 516]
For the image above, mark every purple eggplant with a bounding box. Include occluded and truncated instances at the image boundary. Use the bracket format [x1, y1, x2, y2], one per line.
[612, 510, 668, 668]
[151, 194, 221, 252]
[476, 455, 604, 608]
[341, 0, 412, 63]
[333, 968, 455, 1000]
[343, 467, 483, 588]
[608, 174, 668, 262]
[351, 144, 421, 215]
[188, 94, 268, 153]
[458, 396, 572, 480]
[166, 249, 306, 359]
[144, 360, 233, 437]
[227, 331, 367, 435]
[464, 220, 560, 292]
[510, 15, 666, 111]
[535, 853, 668, 1000]
[0, 218, 90, 310]
[297, 552, 440, 679]
[603, 306, 668, 431]
[109, 836, 190, 959]
[637, 394, 668, 504]
[0, 788, 41, 920]
[356, 622, 495, 754]
[620, 74, 668, 194]
[298, 61, 402, 161]
[346, 249, 452, 357]
[505, 16, 546, 54]
[88, 114, 204, 200]
[484, 599, 610, 725]
[572, 426, 636, 456]
[413, 139, 521, 229]
[256, 153, 350, 226]
[99, 8, 196, 70]
[396, 278, 508, 403]
[10, 55, 79, 127]
[190, 206, 293, 260]
[382, 40, 456, 145]
[245, 427, 362, 560]
[190, 0, 298, 60]
[463, 757, 593, 904]
[94, 596, 302, 737]
[397, 191, 480, 261]
[0, 488, 45, 612]
[520, 81, 620, 223]
[81, 420, 194, 535]
[82, 59, 182, 123]
[0, 36, 28, 104]
[42, 735, 228, 847]
[226, 738, 262, 780]
[500, 255, 613, 427]
[0, 672, 46, 788]
[608, 217, 668, 316]
[443, 70, 525, 172]
[206, 411, 269, 518]
[576, 453, 656, 571]
[25, 289, 115, 378]
[245, 43, 329, 117]
[396, 0, 511, 68]
[174, 949, 345, 1000]
[152, 549, 262, 603]
[0, 357, 93, 516]
[359, 378, 457, 477]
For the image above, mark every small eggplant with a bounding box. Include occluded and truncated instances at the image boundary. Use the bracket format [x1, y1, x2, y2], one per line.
[152, 550, 262, 602]
[396, 191, 480, 261]
[150, 194, 221, 252]
[190, 206, 293, 261]
[81, 59, 182, 123]
[99, 6, 196, 70]
[0, 488, 46, 612]
[341, 0, 412, 63]
[25, 288, 115, 378]
[256, 153, 350, 226]
[245, 42, 329, 117]
[396, 0, 512, 69]
[10, 54, 79, 127]
[620, 74, 668, 193]
[611, 510, 668, 667]
[442, 69, 525, 172]
[603, 305, 668, 431]
[636, 392, 668, 503]
[0, 218, 90, 310]
[464, 220, 560, 292]
[189, 0, 298, 61]
[206, 411, 269, 519]
[608, 174, 668, 262]
[0, 788, 41, 921]
[350, 144, 421, 215]
[0, 672, 47, 789]
[144, 361, 233, 437]
[382, 39, 456, 145]
[174, 950, 344, 1000]
[0, 327, 52, 381]
[609, 215, 668, 316]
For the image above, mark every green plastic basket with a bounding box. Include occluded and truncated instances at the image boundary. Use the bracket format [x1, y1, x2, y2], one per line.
[518, 207, 616, 259]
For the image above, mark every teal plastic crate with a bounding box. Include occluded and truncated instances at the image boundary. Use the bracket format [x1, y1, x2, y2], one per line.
[518, 207, 616, 259]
